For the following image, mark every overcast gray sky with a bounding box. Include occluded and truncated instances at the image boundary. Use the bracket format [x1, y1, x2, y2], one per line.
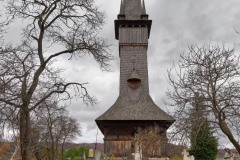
[28, 0, 240, 146]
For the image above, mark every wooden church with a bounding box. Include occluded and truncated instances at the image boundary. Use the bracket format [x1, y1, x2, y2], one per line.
[96, 0, 175, 158]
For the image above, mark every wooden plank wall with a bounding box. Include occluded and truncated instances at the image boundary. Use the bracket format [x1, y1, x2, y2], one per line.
[105, 139, 162, 157]
[119, 27, 148, 44]
[105, 140, 132, 157]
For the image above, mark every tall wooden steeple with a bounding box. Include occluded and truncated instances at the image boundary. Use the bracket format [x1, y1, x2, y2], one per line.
[96, 0, 175, 157]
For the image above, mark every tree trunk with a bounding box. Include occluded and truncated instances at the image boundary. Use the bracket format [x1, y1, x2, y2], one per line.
[33, 146, 41, 160]
[20, 109, 31, 160]
[61, 138, 66, 159]
[50, 132, 55, 160]
[219, 119, 240, 154]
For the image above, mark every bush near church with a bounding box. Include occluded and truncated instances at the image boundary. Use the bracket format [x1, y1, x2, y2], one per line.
[63, 146, 89, 160]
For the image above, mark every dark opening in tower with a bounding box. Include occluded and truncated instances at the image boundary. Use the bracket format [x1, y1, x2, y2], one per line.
[128, 69, 141, 88]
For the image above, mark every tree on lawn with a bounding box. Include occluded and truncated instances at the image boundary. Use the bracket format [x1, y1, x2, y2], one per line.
[31, 100, 81, 160]
[0, 0, 111, 159]
[189, 120, 218, 160]
[167, 44, 240, 154]
[188, 95, 218, 160]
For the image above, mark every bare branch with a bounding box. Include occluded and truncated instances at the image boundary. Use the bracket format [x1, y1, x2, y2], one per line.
[166, 43, 240, 154]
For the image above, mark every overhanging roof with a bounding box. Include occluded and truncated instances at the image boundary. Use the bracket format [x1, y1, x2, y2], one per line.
[96, 88, 175, 133]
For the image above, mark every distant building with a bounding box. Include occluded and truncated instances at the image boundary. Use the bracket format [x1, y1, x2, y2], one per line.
[96, 0, 175, 158]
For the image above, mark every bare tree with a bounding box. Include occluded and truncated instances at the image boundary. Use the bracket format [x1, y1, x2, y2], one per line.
[132, 125, 165, 159]
[0, 0, 111, 159]
[167, 44, 240, 153]
[59, 116, 81, 159]
[32, 100, 81, 160]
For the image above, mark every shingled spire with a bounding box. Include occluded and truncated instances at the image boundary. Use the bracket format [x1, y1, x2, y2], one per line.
[118, 0, 125, 19]
[120, 0, 124, 14]
[117, 0, 148, 20]
[142, 0, 146, 15]
[141, 0, 149, 19]
[96, 0, 175, 157]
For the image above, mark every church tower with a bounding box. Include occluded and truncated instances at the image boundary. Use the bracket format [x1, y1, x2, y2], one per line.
[96, 0, 175, 157]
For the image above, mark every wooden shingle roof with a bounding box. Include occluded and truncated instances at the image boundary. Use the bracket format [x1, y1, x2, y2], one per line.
[96, 87, 175, 121]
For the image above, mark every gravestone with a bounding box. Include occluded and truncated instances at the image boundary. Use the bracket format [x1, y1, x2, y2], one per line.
[182, 149, 194, 160]
[95, 150, 101, 160]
